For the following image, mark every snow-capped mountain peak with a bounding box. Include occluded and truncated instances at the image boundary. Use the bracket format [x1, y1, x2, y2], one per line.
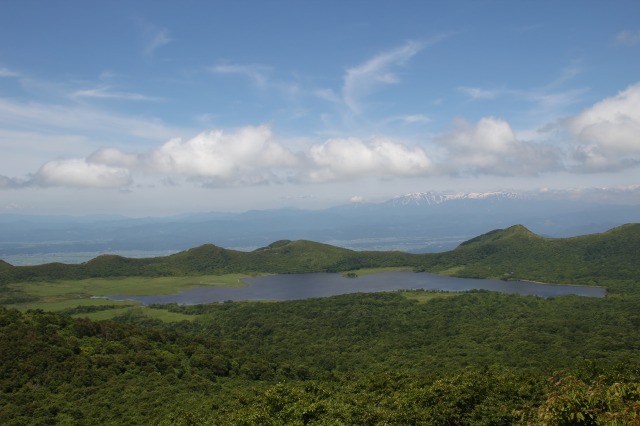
[386, 191, 522, 207]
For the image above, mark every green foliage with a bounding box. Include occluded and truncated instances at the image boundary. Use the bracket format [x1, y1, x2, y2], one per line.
[417, 224, 640, 294]
[530, 375, 640, 425]
[2, 224, 640, 424]
[3, 224, 640, 297]
[2, 286, 640, 424]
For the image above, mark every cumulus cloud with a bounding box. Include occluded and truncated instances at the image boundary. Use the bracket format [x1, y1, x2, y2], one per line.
[10, 78, 640, 191]
[435, 117, 561, 176]
[147, 125, 300, 184]
[35, 159, 132, 188]
[88, 148, 140, 168]
[0, 175, 24, 189]
[567, 82, 640, 171]
[307, 137, 432, 182]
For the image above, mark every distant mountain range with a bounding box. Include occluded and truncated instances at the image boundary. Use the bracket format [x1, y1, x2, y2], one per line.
[1, 187, 639, 264]
[385, 191, 522, 206]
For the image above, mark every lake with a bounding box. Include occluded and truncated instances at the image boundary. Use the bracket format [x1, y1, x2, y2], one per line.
[107, 271, 606, 305]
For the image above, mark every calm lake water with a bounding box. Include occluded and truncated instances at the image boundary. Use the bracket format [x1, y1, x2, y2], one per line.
[107, 271, 606, 305]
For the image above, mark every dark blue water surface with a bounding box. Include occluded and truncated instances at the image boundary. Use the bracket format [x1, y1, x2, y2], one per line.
[107, 271, 606, 305]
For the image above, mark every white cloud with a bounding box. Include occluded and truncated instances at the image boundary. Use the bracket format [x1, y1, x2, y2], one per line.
[313, 88, 341, 104]
[0, 97, 182, 142]
[525, 88, 588, 110]
[6, 79, 640, 191]
[147, 125, 300, 184]
[457, 87, 498, 100]
[0, 175, 23, 188]
[143, 25, 172, 57]
[387, 114, 431, 125]
[211, 63, 270, 87]
[343, 40, 424, 113]
[0, 67, 19, 78]
[435, 117, 561, 176]
[457, 85, 586, 112]
[307, 136, 432, 182]
[567, 82, 640, 171]
[88, 148, 140, 168]
[615, 30, 640, 46]
[211, 63, 300, 96]
[35, 158, 132, 188]
[70, 87, 161, 102]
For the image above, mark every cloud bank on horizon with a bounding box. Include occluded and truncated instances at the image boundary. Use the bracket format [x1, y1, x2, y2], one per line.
[0, 1, 639, 213]
[4, 76, 639, 191]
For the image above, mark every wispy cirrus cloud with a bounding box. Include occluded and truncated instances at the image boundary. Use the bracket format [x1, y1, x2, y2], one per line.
[0, 67, 20, 78]
[141, 22, 172, 57]
[457, 86, 499, 100]
[615, 30, 640, 46]
[457, 85, 586, 110]
[70, 87, 162, 102]
[342, 40, 424, 114]
[0, 97, 182, 141]
[383, 114, 431, 125]
[457, 85, 587, 120]
[211, 63, 270, 87]
[210, 62, 300, 96]
[457, 62, 586, 114]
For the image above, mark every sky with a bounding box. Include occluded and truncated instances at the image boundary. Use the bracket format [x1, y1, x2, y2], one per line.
[1, 0, 639, 216]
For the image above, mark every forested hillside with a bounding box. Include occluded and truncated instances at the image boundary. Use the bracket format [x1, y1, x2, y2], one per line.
[420, 223, 640, 293]
[1, 224, 640, 424]
[2, 224, 640, 293]
[2, 291, 640, 425]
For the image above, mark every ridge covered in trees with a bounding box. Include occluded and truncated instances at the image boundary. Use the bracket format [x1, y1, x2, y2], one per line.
[1, 223, 640, 424]
[2, 223, 640, 293]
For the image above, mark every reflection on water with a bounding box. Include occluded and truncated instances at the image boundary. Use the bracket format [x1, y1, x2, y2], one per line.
[107, 271, 606, 305]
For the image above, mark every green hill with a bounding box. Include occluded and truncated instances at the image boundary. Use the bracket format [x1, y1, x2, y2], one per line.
[0, 239, 413, 284]
[419, 223, 640, 293]
[1, 223, 639, 293]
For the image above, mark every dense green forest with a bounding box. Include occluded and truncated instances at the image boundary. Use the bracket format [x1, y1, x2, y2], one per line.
[2, 224, 640, 424]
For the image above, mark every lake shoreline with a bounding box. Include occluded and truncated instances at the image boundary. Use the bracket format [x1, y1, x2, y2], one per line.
[106, 271, 607, 305]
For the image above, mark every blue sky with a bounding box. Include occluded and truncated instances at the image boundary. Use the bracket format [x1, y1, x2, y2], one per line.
[1, 0, 639, 215]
